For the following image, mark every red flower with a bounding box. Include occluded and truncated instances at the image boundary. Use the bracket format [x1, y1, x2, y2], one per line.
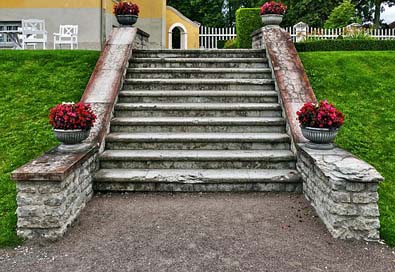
[113, 1, 139, 16]
[296, 100, 345, 129]
[49, 102, 97, 130]
[260, 1, 287, 15]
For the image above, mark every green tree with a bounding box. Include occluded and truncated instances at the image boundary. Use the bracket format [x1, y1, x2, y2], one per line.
[324, 0, 361, 28]
[282, 0, 343, 27]
[167, 0, 226, 27]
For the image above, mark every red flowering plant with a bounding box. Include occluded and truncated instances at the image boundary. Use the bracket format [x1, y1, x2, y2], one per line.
[297, 100, 345, 129]
[260, 1, 287, 15]
[113, 1, 140, 16]
[49, 102, 97, 131]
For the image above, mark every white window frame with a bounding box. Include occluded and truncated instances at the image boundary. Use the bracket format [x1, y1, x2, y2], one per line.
[0, 21, 21, 47]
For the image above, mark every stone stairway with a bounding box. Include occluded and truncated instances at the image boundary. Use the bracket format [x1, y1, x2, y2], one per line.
[93, 49, 302, 192]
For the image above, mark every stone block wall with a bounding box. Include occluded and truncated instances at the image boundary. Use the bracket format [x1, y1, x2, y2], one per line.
[297, 145, 383, 241]
[15, 153, 98, 239]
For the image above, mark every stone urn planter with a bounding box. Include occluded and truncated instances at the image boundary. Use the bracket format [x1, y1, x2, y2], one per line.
[261, 14, 283, 26]
[53, 129, 90, 145]
[116, 15, 138, 26]
[297, 100, 345, 150]
[49, 102, 96, 153]
[301, 127, 340, 150]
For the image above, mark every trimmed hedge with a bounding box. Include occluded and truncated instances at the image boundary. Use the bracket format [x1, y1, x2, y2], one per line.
[296, 39, 395, 52]
[236, 8, 262, 48]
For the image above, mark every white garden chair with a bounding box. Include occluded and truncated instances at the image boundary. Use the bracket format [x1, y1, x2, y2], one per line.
[53, 25, 78, 49]
[20, 19, 48, 49]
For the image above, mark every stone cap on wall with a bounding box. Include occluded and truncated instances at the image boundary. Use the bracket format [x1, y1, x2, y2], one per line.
[298, 144, 384, 184]
[12, 147, 97, 181]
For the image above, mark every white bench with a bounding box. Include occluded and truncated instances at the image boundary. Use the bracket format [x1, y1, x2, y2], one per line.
[53, 25, 79, 49]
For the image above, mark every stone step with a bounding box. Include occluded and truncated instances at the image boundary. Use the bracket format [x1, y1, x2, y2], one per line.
[126, 68, 272, 79]
[105, 132, 291, 150]
[93, 168, 302, 192]
[114, 103, 283, 117]
[117, 90, 278, 103]
[129, 58, 269, 69]
[110, 117, 286, 133]
[123, 78, 275, 91]
[131, 49, 266, 59]
[99, 150, 296, 169]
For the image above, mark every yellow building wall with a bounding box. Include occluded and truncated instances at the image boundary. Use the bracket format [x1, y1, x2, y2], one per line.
[166, 7, 200, 49]
[0, 0, 165, 18]
[0, 0, 101, 8]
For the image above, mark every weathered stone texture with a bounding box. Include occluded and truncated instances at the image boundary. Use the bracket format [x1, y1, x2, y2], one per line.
[297, 144, 383, 241]
[16, 153, 98, 240]
[133, 29, 150, 49]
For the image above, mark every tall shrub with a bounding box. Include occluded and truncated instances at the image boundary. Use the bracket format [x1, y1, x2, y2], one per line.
[324, 0, 360, 28]
[236, 8, 262, 48]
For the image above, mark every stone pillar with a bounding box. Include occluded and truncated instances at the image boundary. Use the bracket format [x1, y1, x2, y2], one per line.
[294, 22, 309, 43]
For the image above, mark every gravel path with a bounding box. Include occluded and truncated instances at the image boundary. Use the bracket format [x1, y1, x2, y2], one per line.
[1, 193, 394, 272]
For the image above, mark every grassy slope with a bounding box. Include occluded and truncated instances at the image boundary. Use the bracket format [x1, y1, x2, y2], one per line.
[0, 50, 99, 247]
[299, 51, 395, 246]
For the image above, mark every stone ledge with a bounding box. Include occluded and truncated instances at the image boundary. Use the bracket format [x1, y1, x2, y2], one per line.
[298, 145, 384, 184]
[11, 147, 97, 182]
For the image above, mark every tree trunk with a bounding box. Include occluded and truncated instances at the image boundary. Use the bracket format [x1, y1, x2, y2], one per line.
[374, 0, 381, 28]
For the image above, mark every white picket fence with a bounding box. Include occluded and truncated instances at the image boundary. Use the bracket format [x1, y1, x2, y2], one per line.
[199, 26, 236, 49]
[199, 24, 395, 48]
[285, 26, 395, 43]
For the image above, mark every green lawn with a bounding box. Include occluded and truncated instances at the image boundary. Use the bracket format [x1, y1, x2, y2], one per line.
[300, 51, 395, 246]
[0, 50, 99, 247]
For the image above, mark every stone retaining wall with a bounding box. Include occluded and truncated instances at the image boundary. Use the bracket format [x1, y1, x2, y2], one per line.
[253, 26, 384, 241]
[297, 145, 383, 240]
[12, 27, 149, 240]
[15, 151, 98, 239]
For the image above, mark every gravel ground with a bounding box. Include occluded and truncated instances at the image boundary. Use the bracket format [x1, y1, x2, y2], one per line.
[0, 193, 394, 272]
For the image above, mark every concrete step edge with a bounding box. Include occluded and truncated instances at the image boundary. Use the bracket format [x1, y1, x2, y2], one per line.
[130, 58, 267, 63]
[105, 132, 290, 143]
[93, 168, 301, 184]
[100, 150, 296, 161]
[110, 117, 286, 126]
[118, 90, 278, 97]
[114, 103, 281, 111]
[124, 79, 274, 85]
[127, 68, 272, 73]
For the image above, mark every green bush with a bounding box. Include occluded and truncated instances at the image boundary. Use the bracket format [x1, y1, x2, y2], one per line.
[324, 0, 361, 28]
[236, 8, 262, 48]
[224, 39, 238, 49]
[296, 39, 395, 52]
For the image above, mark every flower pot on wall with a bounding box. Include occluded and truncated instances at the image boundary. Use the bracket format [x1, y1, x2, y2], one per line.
[261, 14, 283, 26]
[116, 15, 138, 26]
[301, 126, 340, 150]
[53, 129, 90, 145]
